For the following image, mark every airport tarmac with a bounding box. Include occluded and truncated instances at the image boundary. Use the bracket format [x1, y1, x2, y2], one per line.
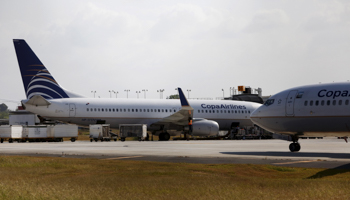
[1, 138, 350, 169]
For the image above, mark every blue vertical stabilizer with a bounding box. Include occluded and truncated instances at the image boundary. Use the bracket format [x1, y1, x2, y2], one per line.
[13, 39, 69, 99]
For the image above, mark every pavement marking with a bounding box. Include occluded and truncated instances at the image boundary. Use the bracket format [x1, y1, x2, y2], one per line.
[273, 160, 320, 165]
[103, 156, 143, 160]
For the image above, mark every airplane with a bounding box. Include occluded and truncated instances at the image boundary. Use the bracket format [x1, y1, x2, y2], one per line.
[250, 82, 350, 152]
[13, 39, 262, 141]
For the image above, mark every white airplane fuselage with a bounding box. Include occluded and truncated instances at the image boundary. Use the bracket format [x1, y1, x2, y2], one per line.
[25, 98, 260, 136]
[251, 82, 350, 137]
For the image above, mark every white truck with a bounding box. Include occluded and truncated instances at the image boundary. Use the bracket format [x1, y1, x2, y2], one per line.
[89, 124, 116, 142]
[119, 124, 147, 142]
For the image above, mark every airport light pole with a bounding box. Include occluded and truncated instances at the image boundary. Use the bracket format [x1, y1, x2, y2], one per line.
[187, 89, 191, 98]
[124, 89, 130, 98]
[157, 89, 164, 99]
[136, 91, 141, 99]
[109, 90, 113, 98]
[142, 89, 148, 99]
[222, 89, 224, 99]
[114, 91, 118, 98]
[91, 91, 96, 98]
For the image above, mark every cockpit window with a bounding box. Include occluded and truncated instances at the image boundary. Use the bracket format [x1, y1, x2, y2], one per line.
[296, 92, 304, 98]
[264, 99, 275, 106]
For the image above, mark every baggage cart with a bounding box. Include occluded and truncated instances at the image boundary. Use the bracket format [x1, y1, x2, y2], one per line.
[119, 124, 147, 142]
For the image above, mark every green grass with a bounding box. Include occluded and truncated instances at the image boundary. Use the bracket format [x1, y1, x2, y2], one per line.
[0, 156, 349, 199]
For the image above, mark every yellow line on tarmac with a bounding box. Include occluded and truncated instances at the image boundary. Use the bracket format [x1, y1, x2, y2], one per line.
[104, 156, 143, 160]
[273, 160, 320, 165]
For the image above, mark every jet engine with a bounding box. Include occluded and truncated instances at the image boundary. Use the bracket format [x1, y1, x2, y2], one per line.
[191, 119, 219, 136]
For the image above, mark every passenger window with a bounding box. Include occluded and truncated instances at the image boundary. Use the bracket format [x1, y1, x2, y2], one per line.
[102, 108, 104, 111]
[162, 109, 164, 112]
[248, 111, 250, 114]
[304, 101, 308, 106]
[228, 110, 230, 113]
[339, 100, 342, 105]
[224, 110, 226, 113]
[221, 110, 223, 113]
[327, 100, 330, 106]
[206, 110, 208, 113]
[132, 109, 134, 112]
[235, 110, 237, 113]
[94, 108, 97, 111]
[87, 108, 89, 111]
[165, 109, 167, 112]
[109, 109, 111, 112]
[321, 101, 324, 106]
[128, 109, 130, 112]
[112, 109, 115, 112]
[124, 109, 126, 112]
[98, 108, 100, 111]
[315, 101, 319, 106]
[310, 101, 313, 106]
[333, 100, 336, 106]
[346, 100, 349, 105]
[136, 109, 138, 112]
[158, 109, 161, 112]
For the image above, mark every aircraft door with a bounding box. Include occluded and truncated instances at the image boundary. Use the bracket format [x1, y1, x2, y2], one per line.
[69, 104, 76, 117]
[285, 90, 298, 116]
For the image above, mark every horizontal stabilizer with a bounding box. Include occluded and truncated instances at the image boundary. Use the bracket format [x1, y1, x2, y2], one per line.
[24, 95, 51, 106]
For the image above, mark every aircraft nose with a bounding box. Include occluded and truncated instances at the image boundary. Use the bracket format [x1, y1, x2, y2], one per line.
[250, 104, 262, 117]
[250, 106, 262, 124]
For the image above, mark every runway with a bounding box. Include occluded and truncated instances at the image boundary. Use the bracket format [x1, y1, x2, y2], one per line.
[1, 138, 350, 169]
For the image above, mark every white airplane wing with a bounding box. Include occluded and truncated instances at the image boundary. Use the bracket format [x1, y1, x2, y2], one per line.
[150, 88, 193, 130]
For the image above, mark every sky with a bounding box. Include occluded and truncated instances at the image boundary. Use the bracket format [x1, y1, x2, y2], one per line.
[1, 0, 350, 110]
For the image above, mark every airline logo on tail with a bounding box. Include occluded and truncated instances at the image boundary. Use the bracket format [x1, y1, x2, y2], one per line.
[13, 39, 69, 99]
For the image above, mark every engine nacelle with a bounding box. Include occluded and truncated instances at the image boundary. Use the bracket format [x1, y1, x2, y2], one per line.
[191, 119, 219, 136]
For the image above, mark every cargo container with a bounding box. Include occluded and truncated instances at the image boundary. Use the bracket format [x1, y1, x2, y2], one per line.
[9, 112, 39, 126]
[89, 124, 116, 142]
[52, 124, 78, 142]
[0, 124, 78, 143]
[119, 124, 147, 142]
[0, 125, 24, 143]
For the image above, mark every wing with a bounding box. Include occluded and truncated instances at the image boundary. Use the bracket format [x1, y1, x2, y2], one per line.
[150, 88, 193, 130]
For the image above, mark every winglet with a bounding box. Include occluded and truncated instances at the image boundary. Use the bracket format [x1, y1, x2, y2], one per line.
[178, 88, 190, 107]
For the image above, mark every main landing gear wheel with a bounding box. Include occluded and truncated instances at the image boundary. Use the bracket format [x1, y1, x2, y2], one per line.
[289, 142, 301, 152]
[158, 132, 170, 141]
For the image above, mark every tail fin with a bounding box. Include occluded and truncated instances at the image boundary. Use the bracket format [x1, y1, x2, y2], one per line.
[13, 39, 76, 99]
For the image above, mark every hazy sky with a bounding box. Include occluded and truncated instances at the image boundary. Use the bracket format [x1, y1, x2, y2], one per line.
[1, 0, 350, 110]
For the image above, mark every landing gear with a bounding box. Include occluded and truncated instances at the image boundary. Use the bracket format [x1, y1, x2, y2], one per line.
[158, 132, 170, 141]
[289, 136, 301, 152]
[289, 142, 301, 152]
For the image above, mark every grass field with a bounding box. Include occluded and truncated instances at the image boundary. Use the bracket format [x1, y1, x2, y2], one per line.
[0, 156, 349, 200]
